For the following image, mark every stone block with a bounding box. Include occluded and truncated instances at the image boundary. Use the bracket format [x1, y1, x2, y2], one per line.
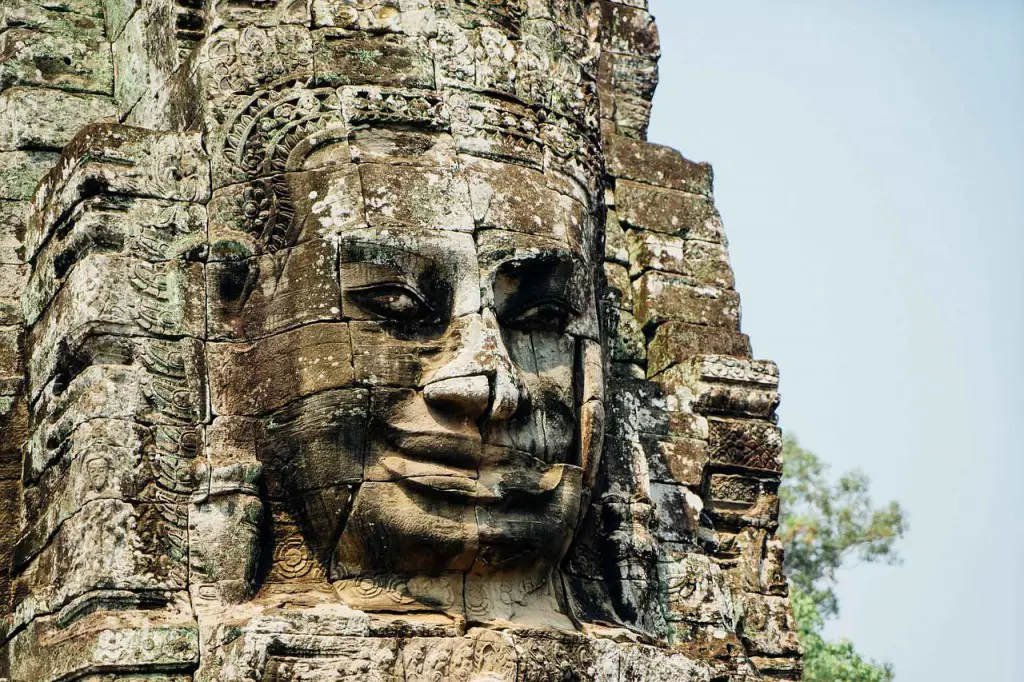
[310, 0, 437, 36]
[0, 478, 19, 605]
[607, 51, 658, 103]
[605, 135, 713, 196]
[209, 0, 312, 29]
[207, 238, 341, 341]
[648, 321, 751, 377]
[466, 158, 588, 245]
[207, 169, 362, 246]
[750, 656, 803, 681]
[605, 209, 630, 264]
[0, 17, 112, 95]
[101, 0, 138, 40]
[18, 420, 152, 558]
[263, 506, 330, 585]
[707, 418, 783, 473]
[26, 256, 206, 391]
[25, 198, 207, 326]
[720, 527, 788, 598]
[601, 305, 646, 363]
[22, 418, 195, 518]
[0, 151, 59, 202]
[362, 164, 474, 232]
[32, 0, 105, 18]
[312, 0, 399, 31]
[706, 477, 780, 531]
[633, 271, 741, 331]
[26, 125, 209, 261]
[314, 30, 434, 88]
[708, 474, 760, 507]
[616, 180, 724, 241]
[447, 89, 547, 171]
[8, 606, 198, 682]
[29, 340, 208, 444]
[761, 538, 790, 596]
[603, 261, 633, 310]
[658, 550, 735, 626]
[256, 636, 406, 680]
[627, 230, 735, 289]
[0, 263, 27, 324]
[125, 50, 204, 131]
[602, 1, 660, 58]
[612, 93, 652, 139]
[112, 6, 181, 114]
[200, 25, 314, 100]
[473, 227, 600, 340]
[737, 593, 802, 657]
[189, 462, 264, 598]
[0, 199, 27, 264]
[350, 321, 453, 387]
[700, 383, 780, 422]
[0, 326, 22, 383]
[646, 436, 708, 487]
[655, 359, 780, 420]
[41, 121, 201, 192]
[257, 389, 367, 498]
[209, 322, 354, 417]
[0, 396, 27, 480]
[0, 88, 116, 152]
[12, 498, 189, 620]
[348, 127, 457, 167]
[649, 482, 702, 543]
[694, 355, 780, 388]
[692, 356, 778, 419]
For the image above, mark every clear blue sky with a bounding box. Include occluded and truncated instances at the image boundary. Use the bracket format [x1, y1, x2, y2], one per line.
[646, 1, 1024, 679]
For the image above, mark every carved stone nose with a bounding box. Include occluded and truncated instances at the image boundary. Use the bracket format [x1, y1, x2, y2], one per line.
[422, 310, 523, 422]
[423, 375, 491, 421]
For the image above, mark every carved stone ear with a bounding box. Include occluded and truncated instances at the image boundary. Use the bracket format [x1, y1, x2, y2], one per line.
[576, 338, 605, 486]
[209, 235, 258, 310]
[189, 461, 265, 604]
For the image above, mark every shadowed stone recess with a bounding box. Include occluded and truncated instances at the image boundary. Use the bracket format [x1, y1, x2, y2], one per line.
[0, 1, 801, 680]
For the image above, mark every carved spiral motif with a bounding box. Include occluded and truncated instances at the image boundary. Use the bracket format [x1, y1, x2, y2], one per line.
[353, 576, 386, 600]
[271, 537, 314, 579]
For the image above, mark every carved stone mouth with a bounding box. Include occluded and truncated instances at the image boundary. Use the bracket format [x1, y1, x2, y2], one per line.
[379, 454, 476, 481]
[389, 460, 567, 506]
[400, 475, 498, 503]
[386, 430, 483, 469]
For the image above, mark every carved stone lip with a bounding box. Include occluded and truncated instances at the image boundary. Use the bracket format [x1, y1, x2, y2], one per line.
[401, 475, 500, 503]
[379, 454, 477, 481]
[386, 429, 483, 469]
[390, 462, 566, 506]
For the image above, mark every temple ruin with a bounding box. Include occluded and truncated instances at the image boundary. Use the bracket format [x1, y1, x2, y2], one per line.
[0, 0, 801, 679]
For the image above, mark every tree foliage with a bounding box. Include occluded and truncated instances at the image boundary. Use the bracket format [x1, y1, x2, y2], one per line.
[779, 435, 908, 681]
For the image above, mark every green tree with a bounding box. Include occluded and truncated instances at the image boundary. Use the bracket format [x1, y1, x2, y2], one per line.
[779, 435, 908, 681]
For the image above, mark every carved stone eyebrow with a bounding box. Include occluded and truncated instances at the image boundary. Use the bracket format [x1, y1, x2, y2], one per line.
[490, 249, 579, 317]
[339, 239, 436, 280]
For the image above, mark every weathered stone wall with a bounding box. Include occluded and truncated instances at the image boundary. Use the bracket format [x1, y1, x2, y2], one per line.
[0, 1, 801, 680]
[0, 4, 119, 674]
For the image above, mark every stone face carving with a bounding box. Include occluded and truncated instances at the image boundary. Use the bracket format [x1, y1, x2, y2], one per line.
[0, 0, 802, 680]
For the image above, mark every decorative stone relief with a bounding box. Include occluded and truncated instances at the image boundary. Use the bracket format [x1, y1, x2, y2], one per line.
[0, 0, 801, 679]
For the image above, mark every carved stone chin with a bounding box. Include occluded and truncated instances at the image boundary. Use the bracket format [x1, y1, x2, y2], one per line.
[0, 0, 801, 679]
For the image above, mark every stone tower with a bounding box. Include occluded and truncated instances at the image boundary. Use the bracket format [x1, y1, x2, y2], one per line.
[0, 0, 801, 679]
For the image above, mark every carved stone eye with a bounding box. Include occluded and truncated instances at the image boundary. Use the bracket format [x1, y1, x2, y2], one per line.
[349, 284, 434, 323]
[502, 299, 574, 333]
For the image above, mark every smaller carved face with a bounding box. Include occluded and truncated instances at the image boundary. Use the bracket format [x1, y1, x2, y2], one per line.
[211, 129, 603, 621]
